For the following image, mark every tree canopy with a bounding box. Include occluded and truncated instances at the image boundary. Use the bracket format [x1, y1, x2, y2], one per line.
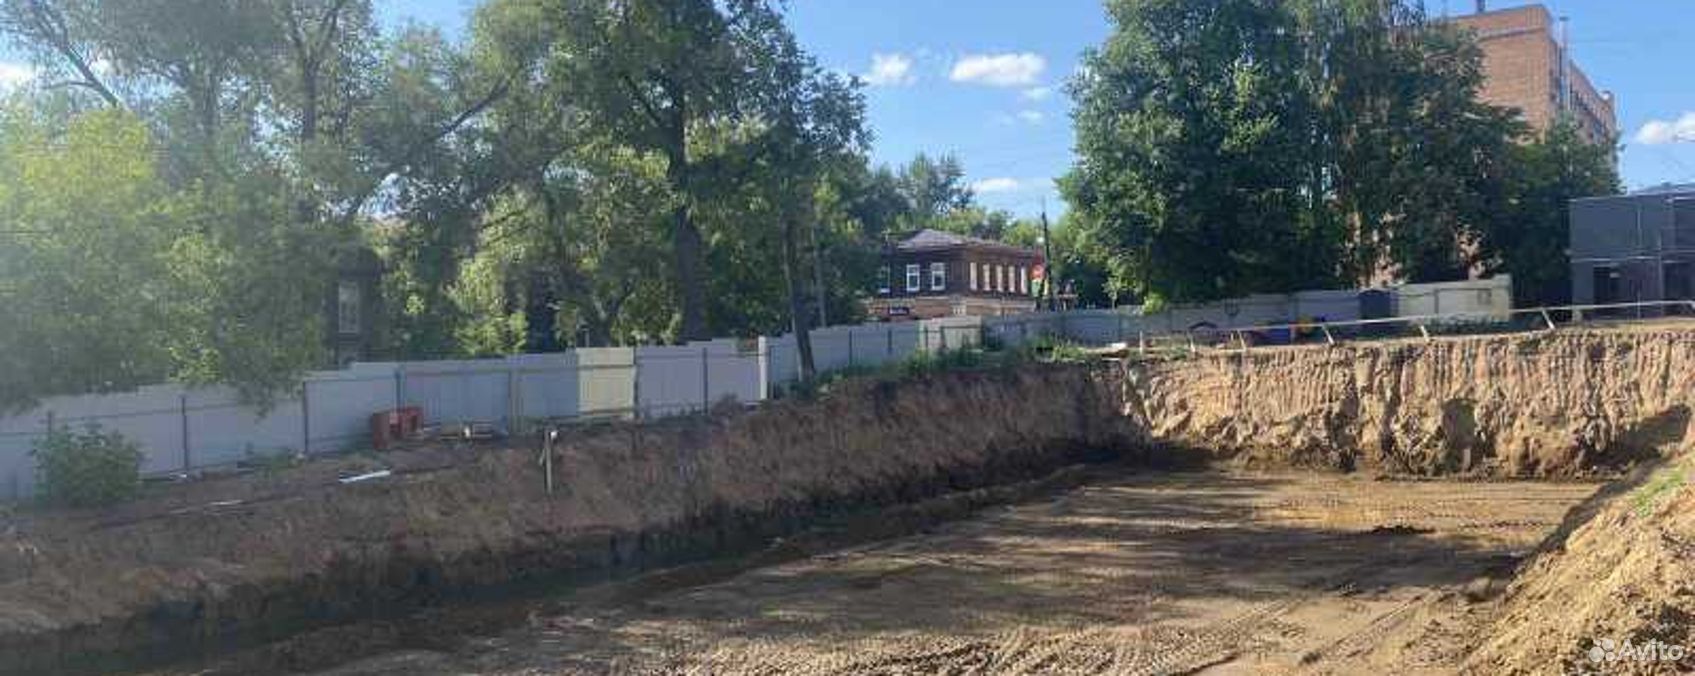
[1062, 0, 1616, 305]
[0, 0, 1623, 407]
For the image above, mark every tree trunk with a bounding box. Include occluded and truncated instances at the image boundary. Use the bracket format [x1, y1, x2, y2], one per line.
[300, 69, 319, 142]
[664, 91, 709, 343]
[782, 213, 816, 381]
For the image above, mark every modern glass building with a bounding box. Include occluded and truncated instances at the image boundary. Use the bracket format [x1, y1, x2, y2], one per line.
[1569, 185, 1695, 313]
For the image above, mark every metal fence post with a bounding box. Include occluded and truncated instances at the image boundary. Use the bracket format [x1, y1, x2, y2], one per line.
[179, 393, 191, 472]
[300, 380, 310, 454]
[507, 361, 520, 436]
[886, 326, 894, 359]
[922, 324, 930, 354]
[631, 350, 643, 421]
[393, 366, 403, 413]
[700, 346, 710, 413]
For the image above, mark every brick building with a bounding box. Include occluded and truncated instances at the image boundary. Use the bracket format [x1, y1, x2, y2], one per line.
[866, 229, 1044, 320]
[1449, 3, 1617, 144]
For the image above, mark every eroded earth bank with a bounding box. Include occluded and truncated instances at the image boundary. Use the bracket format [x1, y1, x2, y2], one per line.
[4, 326, 1695, 674]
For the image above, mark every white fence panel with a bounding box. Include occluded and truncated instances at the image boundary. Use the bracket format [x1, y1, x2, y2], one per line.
[306, 364, 398, 452]
[400, 360, 510, 429]
[983, 314, 1060, 347]
[705, 339, 761, 406]
[809, 326, 856, 373]
[511, 353, 578, 422]
[635, 344, 714, 417]
[922, 316, 982, 351]
[1397, 276, 1512, 321]
[1292, 290, 1361, 323]
[1060, 309, 1132, 345]
[577, 348, 635, 418]
[184, 386, 305, 468]
[848, 323, 902, 368]
[50, 386, 187, 477]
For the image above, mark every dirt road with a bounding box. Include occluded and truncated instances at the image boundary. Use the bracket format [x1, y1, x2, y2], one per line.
[296, 470, 1596, 675]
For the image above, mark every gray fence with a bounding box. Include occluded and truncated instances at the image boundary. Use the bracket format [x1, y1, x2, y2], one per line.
[0, 277, 1517, 499]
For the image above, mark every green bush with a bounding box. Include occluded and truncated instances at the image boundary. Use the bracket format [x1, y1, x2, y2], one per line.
[32, 424, 145, 507]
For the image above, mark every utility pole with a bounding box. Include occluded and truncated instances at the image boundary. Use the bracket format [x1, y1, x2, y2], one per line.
[1040, 200, 1057, 312]
[1559, 15, 1572, 115]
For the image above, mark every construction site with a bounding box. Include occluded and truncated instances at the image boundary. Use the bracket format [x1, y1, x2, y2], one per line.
[4, 324, 1695, 675]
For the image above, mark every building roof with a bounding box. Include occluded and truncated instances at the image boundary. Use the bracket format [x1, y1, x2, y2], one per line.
[895, 228, 1040, 257]
[1630, 183, 1695, 197]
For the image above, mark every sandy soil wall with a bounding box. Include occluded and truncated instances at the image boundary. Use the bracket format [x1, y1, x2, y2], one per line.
[1124, 328, 1695, 476]
[0, 365, 1144, 674]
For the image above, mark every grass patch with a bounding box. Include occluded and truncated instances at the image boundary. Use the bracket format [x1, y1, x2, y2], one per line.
[1632, 464, 1687, 518]
[773, 334, 1098, 402]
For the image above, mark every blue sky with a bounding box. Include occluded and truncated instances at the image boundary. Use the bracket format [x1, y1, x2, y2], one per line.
[4, 1, 1692, 217]
[381, 0, 1695, 217]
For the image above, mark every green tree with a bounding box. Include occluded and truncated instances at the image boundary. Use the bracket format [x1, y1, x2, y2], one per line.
[545, 0, 806, 342]
[896, 152, 973, 227]
[1063, 0, 1325, 304]
[0, 108, 327, 411]
[0, 109, 177, 410]
[1065, 0, 1532, 303]
[1302, 0, 1521, 283]
[1480, 119, 1620, 306]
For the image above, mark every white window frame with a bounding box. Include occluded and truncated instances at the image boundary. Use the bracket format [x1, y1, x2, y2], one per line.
[930, 262, 946, 291]
[969, 262, 978, 291]
[997, 265, 1006, 293]
[337, 281, 361, 335]
[1019, 266, 1029, 295]
[905, 264, 921, 292]
[877, 266, 891, 295]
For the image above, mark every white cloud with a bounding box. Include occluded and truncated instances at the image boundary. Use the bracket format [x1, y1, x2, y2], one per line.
[863, 52, 916, 87]
[950, 52, 1046, 87]
[993, 109, 1046, 126]
[1635, 112, 1695, 145]
[0, 62, 34, 89]
[1020, 86, 1053, 102]
[971, 177, 1023, 194]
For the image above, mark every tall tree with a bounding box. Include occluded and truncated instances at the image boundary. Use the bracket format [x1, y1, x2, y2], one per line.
[1065, 0, 1530, 303]
[548, 0, 801, 342]
[896, 152, 973, 227]
[1063, 0, 1326, 304]
[1301, 0, 1521, 283]
[0, 0, 121, 107]
[1479, 119, 1620, 306]
[747, 27, 866, 380]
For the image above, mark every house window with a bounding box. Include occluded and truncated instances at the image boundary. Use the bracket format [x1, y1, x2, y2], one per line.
[1675, 199, 1695, 248]
[930, 262, 946, 291]
[877, 266, 890, 295]
[970, 262, 978, 291]
[1019, 267, 1029, 295]
[337, 281, 361, 335]
[906, 264, 921, 292]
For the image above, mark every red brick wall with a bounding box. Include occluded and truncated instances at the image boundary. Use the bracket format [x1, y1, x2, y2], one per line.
[1450, 4, 1616, 143]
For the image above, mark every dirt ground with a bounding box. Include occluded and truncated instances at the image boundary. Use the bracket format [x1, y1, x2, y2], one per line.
[292, 470, 1599, 675]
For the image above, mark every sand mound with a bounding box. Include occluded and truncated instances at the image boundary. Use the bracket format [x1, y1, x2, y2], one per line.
[1465, 452, 1695, 674]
